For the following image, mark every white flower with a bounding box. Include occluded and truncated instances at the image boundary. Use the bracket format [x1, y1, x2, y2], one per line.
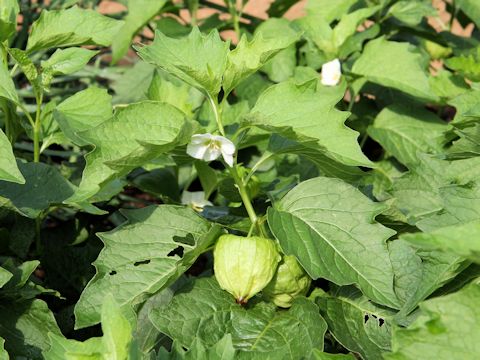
[321, 59, 341, 86]
[181, 191, 213, 212]
[186, 133, 235, 167]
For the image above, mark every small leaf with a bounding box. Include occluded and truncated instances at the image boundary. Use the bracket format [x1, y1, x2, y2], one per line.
[0, 0, 20, 41]
[388, 0, 436, 26]
[26, 6, 124, 52]
[0, 60, 18, 104]
[136, 27, 229, 97]
[74, 205, 223, 329]
[268, 177, 400, 309]
[41, 47, 98, 75]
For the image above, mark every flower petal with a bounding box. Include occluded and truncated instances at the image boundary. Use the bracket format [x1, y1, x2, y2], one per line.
[321, 58, 341, 86]
[203, 147, 222, 161]
[187, 143, 208, 160]
[222, 152, 234, 167]
[215, 135, 236, 155]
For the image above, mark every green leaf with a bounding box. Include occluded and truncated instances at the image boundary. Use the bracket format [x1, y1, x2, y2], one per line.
[53, 86, 113, 146]
[0, 162, 75, 218]
[6, 48, 42, 96]
[74, 205, 223, 329]
[268, 177, 400, 309]
[456, 0, 480, 28]
[385, 283, 480, 360]
[222, 29, 300, 94]
[448, 89, 480, 126]
[332, 6, 380, 49]
[0, 267, 12, 288]
[112, 61, 156, 104]
[150, 277, 327, 359]
[41, 47, 98, 76]
[316, 287, 396, 360]
[367, 104, 447, 167]
[305, 0, 357, 23]
[445, 48, 480, 82]
[401, 220, 480, 263]
[0, 337, 7, 360]
[247, 80, 373, 167]
[0, 299, 62, 360]
[111, 0, 167, 63]
[311, 351, 356, 360]
[352, 37, 438, 102]
[388, 0, 436, 26]
[256, 19, 298, 82]
[0, 0, 20, 41]
[429, 70, 469, 100]
[66, 101, 191, 203]
[26, 6, 124, 52]
[136, 27, 229, 97]
[0, 129, 24, 184]
[391, 154, 480, 231]
[0, 61, 18, 105]
[44, 294, 135, 359]
[158, 335, 236, 360]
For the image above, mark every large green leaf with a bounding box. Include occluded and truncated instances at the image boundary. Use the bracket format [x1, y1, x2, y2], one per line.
[0, 0, 20, 41]
[267, 177, 400, 309]
[448, 89, 480, 126]
[0, 299, 62, 360]
[45, 294, 135, 359]
[74, 205, 223, 329]
[222, 30, 300, 94]
[0, 162, 75, 218]
[305, 0, 357, 23]
[0, 61, 18, 105]
[53, 86, 113, 146]
[247, 80, 373, 167]
[385, 283, 480, 360]
[352, 37, 438, 102]
[136, 27, 229, 97]
[150, 277, 327, 359]
[26, 6, 124, 52]
[316, 287, 396, 360]
[112, 0, 167, 63]
[401, 220, 480, 263]
[391, 154, 480, 231]
[0, 129, 24, 184]
[66, 101, 191, 203]
[367, 104, 447, 167]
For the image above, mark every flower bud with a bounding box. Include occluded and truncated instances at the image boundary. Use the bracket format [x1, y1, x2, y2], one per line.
[263, 255, 311, 308]
[214, 234, 281, 304]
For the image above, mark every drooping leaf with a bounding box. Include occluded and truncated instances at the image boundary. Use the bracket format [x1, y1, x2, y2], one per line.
[136, 27, 229, 97]
[315, 286, 396, 360]
[0, 129, 24, 184]
[367, 104, 447, 167]
[0, 162, 75, 218]
[385, 283, 480, 360]
[41, 47, 98, 76]
[66, 101, 192, 203]
[352, 37, 438, 102]
[74, 205, 223, 329]
[246, 80, 373, 167]
[0, 61, 18, 105]
[0, 299, 62, 360]
[150, 277, 327, 359]
[53, 86, 113, 146]
[112, 0, 167, 63]
[268, 177, 400, 309]
[401, 220, 480, 263]
[26, 6, 124, 52]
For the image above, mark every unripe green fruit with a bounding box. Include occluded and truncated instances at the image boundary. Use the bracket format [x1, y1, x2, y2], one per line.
[214, 234, 281, 304]
[263, 255, 311, 308]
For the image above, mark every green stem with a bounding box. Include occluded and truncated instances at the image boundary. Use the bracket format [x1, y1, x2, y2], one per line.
[33, 93, 43, 162]
[245, 151, 274, 184]
[209, 95, 264, 236]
